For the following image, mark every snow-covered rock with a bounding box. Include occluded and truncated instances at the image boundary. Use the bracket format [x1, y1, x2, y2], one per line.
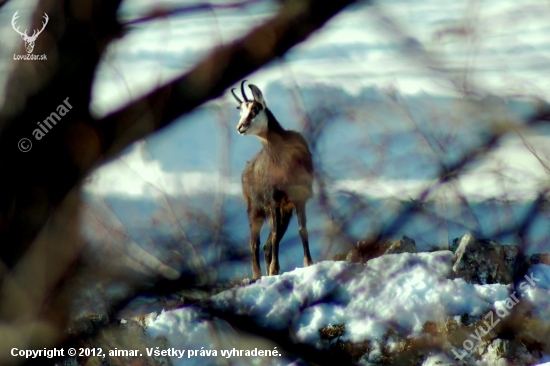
[480, 338, 537, 365]
[145, 251, 549, 365]
[452, 234, 521, 285]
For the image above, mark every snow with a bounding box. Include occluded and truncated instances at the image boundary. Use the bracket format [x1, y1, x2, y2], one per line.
[144, 252, 550, 365]
[522, 264, 550, 320]
[78, 0, 550, 117]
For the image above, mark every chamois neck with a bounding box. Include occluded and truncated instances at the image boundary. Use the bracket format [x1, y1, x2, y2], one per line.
[266, 109, 285, 134]
[259, 108, 286, 144]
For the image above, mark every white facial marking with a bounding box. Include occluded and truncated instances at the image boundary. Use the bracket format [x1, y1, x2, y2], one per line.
[236, 102, 267, 136]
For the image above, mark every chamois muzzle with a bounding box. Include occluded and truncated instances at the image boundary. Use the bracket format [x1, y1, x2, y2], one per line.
[237, 121, 249, 134]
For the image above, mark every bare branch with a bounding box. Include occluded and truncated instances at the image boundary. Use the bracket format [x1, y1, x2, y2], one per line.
[122, 0, 265, 26]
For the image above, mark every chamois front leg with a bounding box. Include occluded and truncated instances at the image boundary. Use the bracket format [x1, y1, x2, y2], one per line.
[268, 208, 281, 275]
[296, 203, 313, 267]
[263, 233, 273, 274]
[249, 215, 264, 279]
[264, 208, 292, 273]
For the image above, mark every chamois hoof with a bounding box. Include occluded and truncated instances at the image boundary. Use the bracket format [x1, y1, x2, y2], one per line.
[269, 264, 280, 276]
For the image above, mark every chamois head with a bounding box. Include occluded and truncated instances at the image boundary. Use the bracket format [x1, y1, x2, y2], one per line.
[232, 80, 267, 136]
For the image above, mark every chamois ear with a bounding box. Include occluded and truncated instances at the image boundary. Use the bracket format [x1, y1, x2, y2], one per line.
[248, 84, 266, 107]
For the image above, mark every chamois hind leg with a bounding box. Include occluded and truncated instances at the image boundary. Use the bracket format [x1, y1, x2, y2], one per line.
[263, 232, 272, 273]
[249, 212, 265, 279]
[264, 208, 292, 274]
[296, 202, 313, 267]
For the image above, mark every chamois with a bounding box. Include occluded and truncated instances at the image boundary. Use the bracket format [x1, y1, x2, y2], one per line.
[231, 80, 314, 279]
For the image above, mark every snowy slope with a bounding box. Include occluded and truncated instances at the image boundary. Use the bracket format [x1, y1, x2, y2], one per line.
[144, 252, 550, 365]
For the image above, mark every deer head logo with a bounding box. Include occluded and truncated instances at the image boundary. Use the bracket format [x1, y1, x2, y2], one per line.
[12, 11, 49, 54]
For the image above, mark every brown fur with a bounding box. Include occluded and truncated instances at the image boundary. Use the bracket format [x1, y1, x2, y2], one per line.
[241, 108, 314, 279]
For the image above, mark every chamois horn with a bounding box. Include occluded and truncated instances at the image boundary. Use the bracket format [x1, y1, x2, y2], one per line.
[231, 88, 242, 104]
[241, 80, 249, 102]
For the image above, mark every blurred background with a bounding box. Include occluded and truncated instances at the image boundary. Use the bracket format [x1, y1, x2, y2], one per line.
[86, 0, 550, 276]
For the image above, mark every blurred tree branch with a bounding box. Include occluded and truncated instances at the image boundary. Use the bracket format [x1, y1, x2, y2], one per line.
[122, 0, 265, 26]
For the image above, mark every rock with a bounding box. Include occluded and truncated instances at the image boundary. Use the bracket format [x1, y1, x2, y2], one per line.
[386, 235, 417, 254]
[356, 239, 387, 262]
[450, 236, 462, 253]
[346, 248, 361, 263]
[452, 234, 521, 285]
[131, 311, 159, 330]
[351, 235, 417, 263]
[480, 338, 537, 365]
[530, 253, 550, 265]
[67, 312, 109, 336]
